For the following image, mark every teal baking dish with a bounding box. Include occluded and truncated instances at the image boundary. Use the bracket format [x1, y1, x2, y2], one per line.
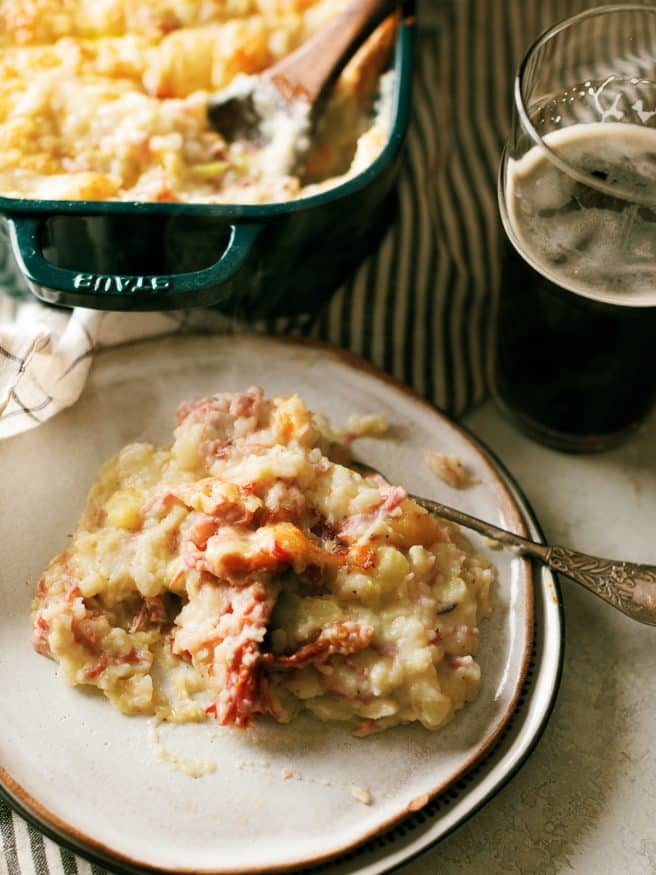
[0, 8, 414, 316]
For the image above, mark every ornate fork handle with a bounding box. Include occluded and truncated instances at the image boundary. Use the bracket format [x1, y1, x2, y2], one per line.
[544, 547, 656, 625]
[411, 494, 656, 626]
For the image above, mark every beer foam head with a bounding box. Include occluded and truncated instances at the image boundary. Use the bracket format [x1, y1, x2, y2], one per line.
[504, 121, 656, 307]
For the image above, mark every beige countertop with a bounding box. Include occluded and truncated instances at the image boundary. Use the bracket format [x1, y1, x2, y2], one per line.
[398, 401, 656, 875]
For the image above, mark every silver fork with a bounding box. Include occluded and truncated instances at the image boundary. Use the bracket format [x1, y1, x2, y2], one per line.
[352, 461, 656, 626]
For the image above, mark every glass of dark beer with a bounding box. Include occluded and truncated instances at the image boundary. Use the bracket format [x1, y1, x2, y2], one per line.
[494, 4, 656, 452]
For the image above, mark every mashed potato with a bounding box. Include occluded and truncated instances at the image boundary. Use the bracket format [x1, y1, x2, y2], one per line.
[31, 389, 495, 735]
[0, 0, 395, 202]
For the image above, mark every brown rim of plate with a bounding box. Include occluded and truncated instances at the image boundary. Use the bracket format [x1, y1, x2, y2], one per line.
[1, 332, 536, 875]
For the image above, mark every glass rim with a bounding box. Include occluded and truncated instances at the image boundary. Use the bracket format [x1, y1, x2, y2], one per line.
[514, 3, 656, 207]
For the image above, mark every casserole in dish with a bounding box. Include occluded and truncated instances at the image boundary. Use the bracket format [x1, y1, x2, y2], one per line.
[0, 3, 414, 314]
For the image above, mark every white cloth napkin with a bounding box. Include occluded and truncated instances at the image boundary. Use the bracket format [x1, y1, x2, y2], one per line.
[0, 291, 197, 439]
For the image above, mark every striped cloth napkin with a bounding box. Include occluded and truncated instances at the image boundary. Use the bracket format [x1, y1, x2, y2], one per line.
[0, 0, 600, 871]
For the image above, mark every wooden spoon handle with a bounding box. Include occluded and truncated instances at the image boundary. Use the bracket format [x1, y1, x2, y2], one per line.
[266, 0, 399, 105]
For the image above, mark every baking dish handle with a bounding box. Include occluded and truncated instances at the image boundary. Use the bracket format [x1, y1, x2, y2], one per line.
[7, 216, 263, 311]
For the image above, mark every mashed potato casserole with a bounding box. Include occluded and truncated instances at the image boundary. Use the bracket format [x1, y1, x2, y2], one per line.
[0, 0, 394, 202]
[32, 389, 494, 735]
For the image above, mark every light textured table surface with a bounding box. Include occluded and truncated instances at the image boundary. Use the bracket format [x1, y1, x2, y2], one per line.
[397, 401, 656, 875]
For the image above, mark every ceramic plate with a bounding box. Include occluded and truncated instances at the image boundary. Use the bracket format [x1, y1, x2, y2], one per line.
[0, 335, 536, 873]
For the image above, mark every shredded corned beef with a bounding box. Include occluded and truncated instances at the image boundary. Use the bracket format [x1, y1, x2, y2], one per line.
[264, 620, 374, 670]
[200, 581, 278, 728]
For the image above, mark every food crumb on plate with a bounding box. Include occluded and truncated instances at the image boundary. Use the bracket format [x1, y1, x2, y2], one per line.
[350, 784, 373, 805]
[425, 448, 475, 489]
[484, 538, 503, 550]
[345, 413, 390, 439]
[235, 758, 270, 770]
[149, 721, 216, 778]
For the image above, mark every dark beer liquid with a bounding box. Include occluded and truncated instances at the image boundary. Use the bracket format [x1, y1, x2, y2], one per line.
[496, 119, 656, 451]
[495, 244, 656, 450]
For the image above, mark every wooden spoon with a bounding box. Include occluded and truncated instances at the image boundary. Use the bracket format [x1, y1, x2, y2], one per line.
[207, 0, 399, 169]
